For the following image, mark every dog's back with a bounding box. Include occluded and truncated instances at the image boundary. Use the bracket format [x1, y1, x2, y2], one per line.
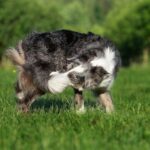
[7, 29, 121, 92]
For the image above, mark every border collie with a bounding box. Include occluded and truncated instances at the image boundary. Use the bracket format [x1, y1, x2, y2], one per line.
[7, 30, 121, 113]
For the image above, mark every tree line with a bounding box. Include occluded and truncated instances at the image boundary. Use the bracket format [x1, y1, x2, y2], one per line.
[0, 0, 149, 65]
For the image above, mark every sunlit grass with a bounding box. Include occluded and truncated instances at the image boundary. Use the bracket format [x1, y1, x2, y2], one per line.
[0, 66, 150, 150]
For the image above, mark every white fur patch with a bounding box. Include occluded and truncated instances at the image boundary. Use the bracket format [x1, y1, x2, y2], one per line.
[48, 72, 71, 94]
[91, 47, 115, 74]
[50, 71, 59, 76]
[17, 92, 24, 99]
[48, 65, 87, 93]
[68, 65, 87, 73]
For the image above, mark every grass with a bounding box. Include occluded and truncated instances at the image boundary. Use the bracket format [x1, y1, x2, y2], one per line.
[0, 66, 150, 150]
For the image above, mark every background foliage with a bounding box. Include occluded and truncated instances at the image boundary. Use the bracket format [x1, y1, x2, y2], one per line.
[104, 0, 150, 65]
[0, 1, 150, 149]
[0, 0, 149, 65]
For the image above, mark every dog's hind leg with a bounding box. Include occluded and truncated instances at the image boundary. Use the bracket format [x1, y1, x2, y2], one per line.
[15, 71, 44, 112]
[17, 91, 42, 112]
[15, 80, 28, 112]
[16, 84, 43, 112]
[74, 89, 85, 113]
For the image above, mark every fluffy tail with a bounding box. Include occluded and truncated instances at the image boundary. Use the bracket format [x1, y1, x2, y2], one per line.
[6, 41, 25, 67]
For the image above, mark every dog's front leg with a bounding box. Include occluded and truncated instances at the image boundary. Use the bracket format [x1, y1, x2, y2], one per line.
[74, 89, 85, 113]
[99, 91, 114, 113]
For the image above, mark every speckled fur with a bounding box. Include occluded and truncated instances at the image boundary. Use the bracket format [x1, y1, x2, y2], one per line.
[7, 29, 121, 112]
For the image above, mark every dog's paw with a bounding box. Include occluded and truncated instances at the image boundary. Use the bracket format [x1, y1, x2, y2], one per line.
[76, 106, 86, 114]
[106, 105, 114, 114]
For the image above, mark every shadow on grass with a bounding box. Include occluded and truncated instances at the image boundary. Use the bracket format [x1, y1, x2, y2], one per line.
[31, 97, 97, 112]
[31, 98, 70, 112]
[85, 99, 97, 108]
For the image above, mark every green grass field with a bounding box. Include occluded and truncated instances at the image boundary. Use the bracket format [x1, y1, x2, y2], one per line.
[0, 66, 150, 150]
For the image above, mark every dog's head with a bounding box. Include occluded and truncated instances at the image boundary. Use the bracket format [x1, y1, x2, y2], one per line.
[68, 66, 110, 90]
[68, 72, 85, 91]
[84, 66, 109, 89]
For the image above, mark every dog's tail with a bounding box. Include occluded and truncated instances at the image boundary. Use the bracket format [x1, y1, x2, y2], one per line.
[6, 41, 25, 69]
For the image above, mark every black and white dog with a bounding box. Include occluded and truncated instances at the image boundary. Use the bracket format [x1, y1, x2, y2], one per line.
[7, 30, 121, 113]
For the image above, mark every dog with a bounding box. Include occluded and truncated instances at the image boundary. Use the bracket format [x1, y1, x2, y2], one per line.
[6, 30, 121, 113]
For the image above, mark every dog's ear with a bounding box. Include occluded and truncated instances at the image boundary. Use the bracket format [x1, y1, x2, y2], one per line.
[90, 67, 108, 76]
[98, 67, 109, 76]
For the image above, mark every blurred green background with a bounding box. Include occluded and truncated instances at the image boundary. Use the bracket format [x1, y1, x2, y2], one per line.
[0, 1, 150, 150]
[0, 0, 149, 66]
